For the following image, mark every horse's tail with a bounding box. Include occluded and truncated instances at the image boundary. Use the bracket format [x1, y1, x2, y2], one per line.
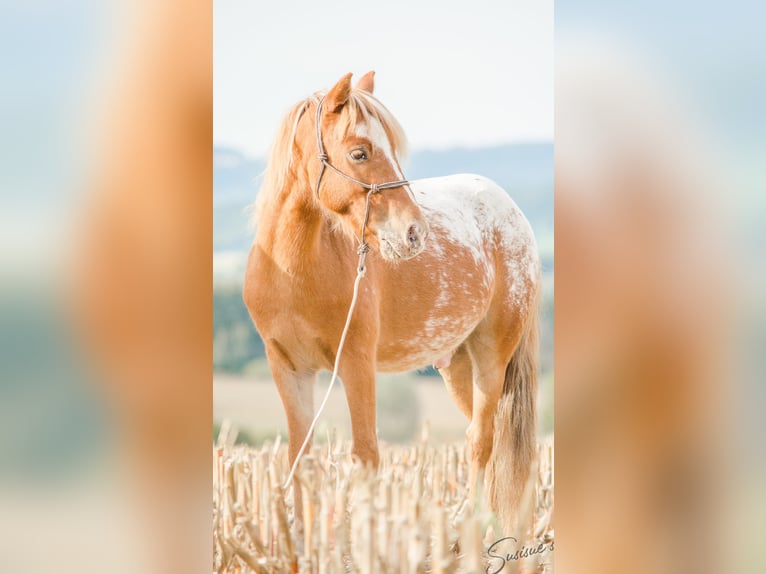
[486, 290, 540, 533]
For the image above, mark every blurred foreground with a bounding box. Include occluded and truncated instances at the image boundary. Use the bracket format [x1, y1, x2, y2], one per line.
[555, 23, 758, 573]
[1, 2, 212, 573]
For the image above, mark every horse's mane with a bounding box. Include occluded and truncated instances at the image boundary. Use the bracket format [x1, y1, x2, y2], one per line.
[253, 89, 408, 227]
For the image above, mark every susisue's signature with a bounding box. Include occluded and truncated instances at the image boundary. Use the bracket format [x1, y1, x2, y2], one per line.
[486, 536, 554, 574]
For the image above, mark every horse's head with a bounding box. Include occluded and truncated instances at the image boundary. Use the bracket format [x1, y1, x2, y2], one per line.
[305, 72, 428, 261]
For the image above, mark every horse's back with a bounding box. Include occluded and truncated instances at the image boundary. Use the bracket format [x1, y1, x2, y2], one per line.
[410, 173, 537, 272]
[411, 173, 532, 234]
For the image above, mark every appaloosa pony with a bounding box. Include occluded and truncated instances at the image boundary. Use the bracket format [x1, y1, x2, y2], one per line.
[243, 71, 540, 530]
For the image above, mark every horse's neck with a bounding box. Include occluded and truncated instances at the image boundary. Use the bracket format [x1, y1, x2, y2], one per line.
[257, 180, 330, 273]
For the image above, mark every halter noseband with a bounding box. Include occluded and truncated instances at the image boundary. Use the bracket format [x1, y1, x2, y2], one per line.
[313, 95, 412, 272]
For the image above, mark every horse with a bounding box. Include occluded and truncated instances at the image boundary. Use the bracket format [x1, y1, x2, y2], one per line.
[243, 71, 541, 531]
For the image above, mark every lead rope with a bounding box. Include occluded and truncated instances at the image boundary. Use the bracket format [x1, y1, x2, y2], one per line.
[282, 187, 376, 490]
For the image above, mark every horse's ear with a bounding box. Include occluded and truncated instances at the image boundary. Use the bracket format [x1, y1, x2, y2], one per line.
[356, 70, 375, 94]
[325, 73, 353, 113]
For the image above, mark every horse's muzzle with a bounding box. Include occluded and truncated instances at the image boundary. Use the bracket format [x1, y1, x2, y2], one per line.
[379, 221, 428, 261]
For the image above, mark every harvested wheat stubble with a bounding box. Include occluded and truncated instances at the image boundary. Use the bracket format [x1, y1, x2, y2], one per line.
[213, 431, 554, 573]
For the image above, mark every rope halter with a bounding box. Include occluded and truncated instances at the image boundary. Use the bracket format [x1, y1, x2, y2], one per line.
[313, 95, 413, 272]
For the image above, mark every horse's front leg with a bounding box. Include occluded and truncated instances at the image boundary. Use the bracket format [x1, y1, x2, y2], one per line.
[339, 357, 379, 468]
[265, 344, 316, 520]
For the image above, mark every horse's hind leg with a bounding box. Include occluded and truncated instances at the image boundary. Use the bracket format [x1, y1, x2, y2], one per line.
[464, 325, 522, 499]
[438, 343, 473, 421]
[464, 350, 505, 496]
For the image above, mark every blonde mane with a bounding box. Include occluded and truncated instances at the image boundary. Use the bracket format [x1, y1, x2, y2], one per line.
[253, 89, 408, 227]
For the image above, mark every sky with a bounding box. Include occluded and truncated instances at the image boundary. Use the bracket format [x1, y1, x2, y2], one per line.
[214, 0, 553, 158]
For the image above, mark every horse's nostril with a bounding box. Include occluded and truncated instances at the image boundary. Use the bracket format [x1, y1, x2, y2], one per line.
[407, 223, 420, 247]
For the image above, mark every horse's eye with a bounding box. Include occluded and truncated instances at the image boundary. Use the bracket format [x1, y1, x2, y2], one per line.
[349, 149, 368, 162]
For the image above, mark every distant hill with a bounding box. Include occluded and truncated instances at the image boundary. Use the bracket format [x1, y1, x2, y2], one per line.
[213, 147, 265, 204]
[214, 142, 553, 260]
[405, 143, 553, 236]
[406, 142, 552, 194]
